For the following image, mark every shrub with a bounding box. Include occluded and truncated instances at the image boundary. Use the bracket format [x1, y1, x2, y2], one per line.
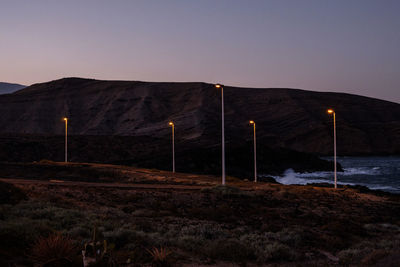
[146, 247, 172, 267]
[240, 232, 298, 262]
[260, 242, 295, 262]
[0, 220, 53, 249]
[360, 249, 388, 266]
[176, 235, 204, 252]
[103, 228, 148, 249]
[31, 233, 77, 266]
[0, 181, 27, 204]
[67, 226, 91, 239]
[364, 223, 400, 233]
[338, 248, 366, 265]
[203, 239, 255, 262]
[180, 223, 227, 240]
[377, 237, 400, 250]
[274, 228, 304, 247]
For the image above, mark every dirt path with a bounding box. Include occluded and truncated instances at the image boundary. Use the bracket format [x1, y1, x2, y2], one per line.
[0, 178, 211, 191]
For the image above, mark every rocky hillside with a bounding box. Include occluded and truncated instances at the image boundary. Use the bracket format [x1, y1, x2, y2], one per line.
[0, 82, 26, 95]
[0, 77, 399, 155]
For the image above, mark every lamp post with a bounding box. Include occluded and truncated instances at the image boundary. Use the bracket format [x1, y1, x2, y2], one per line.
[249, 120, 257, 182]
[169, 121, 175, 173]
[215, 84, 225, 185]
[63, 117, 68, 163]
[327, 109, 337, 189]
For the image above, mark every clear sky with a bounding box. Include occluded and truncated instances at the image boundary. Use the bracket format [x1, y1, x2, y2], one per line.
[1, 0, 399, 102]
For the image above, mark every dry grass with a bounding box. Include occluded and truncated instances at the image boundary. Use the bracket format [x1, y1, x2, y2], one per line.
[146, 247, 172, 266]
[31, 233, 77, 266]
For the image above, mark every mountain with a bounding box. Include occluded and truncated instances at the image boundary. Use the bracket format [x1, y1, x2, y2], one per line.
[0, 77, 399, 155]
[0, 82, 26, 95]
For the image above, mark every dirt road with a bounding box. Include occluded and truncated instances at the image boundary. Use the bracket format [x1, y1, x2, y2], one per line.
[0, 178, 210, 191]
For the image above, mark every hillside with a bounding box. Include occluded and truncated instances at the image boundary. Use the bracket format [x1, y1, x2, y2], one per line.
[0, 82, 26, 95]
[0, 77, 399, 155]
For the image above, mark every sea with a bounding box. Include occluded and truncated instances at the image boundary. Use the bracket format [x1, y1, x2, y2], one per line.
[270, 156, 400, 194]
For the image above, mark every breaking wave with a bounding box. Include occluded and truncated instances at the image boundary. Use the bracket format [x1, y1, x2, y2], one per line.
[270, 169, 355, 186]
[268, 167, 399, 193]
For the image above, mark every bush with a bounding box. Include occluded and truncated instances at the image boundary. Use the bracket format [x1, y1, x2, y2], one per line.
[360, 249, 388, 265]
[180, 223, 227, 240]
[176, 235, 204, 252]
[67, 226, 91, 239]
[31, 233, 77, 266]
[0, 181, 27, 204]
[0, 220, 53, 249]
[240, 231, 298, 262]
[0, 200, 97, 252]
[147, 247, 172, 267]
[103, 228, 148, 249]
[260, 242, 295, 262]
[338, 248, 366, 265]
[203, 238, 255, 262]
[274, 228, 304, 247]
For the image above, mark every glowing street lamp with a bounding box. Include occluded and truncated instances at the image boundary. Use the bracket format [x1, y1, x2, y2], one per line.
[249, 120, 257, 182]
[327, 109, 337, 189]
[215, 83, 225, 185]
[63, 117, 68, 163]
[169, 121, 175, 173]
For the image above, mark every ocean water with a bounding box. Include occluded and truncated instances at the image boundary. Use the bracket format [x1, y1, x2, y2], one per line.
[270, 156, 400, 194]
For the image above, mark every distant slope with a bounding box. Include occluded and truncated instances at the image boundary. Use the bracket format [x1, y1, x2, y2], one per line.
[0, 77, 399, 155]
[0, 82, 26, 95]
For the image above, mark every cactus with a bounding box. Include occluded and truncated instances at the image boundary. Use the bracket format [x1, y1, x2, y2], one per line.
[82, 226, 116, 267]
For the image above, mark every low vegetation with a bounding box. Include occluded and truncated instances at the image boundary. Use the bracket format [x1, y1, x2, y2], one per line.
[31, 233, 77, 266]
[0, 165, 399, 266]
[0, 180, 27, 204]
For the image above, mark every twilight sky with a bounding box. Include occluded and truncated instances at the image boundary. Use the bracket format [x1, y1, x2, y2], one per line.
[1, 0, 399, 102]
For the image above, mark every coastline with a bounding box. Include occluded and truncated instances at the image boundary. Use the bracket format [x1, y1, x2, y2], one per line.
[268, 156, 400, 194]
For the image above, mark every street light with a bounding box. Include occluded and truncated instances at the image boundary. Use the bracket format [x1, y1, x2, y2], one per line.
[169, 121, 175, 173]
[63, 117, 68, 163]
[327, 109, 337, 189]
[249, 120, 257, 182]
[215, 83, 225, 185]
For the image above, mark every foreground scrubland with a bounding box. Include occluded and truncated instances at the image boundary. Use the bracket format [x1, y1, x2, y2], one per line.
[0, 161, 399, 266]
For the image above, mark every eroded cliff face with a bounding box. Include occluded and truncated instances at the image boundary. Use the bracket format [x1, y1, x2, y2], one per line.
[0, 77, 399, 155]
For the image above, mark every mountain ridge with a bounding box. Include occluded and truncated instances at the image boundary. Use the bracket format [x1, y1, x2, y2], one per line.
[0, 77, 399, 155]
[17, 77, 400, 105]
[0, 82, 26, 95]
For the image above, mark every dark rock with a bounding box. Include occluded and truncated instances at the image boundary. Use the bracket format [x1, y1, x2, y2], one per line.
[0, 77, 398, 155]
[258, 176, 280, 184]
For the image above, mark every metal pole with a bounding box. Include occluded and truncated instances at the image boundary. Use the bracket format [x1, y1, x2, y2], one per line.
[65, 119, 68, 163]
[333, 112, 337, 189]
[253, 123, 257, 182]
[172, 124, 175, 173]
[221, 86, 225, 185]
